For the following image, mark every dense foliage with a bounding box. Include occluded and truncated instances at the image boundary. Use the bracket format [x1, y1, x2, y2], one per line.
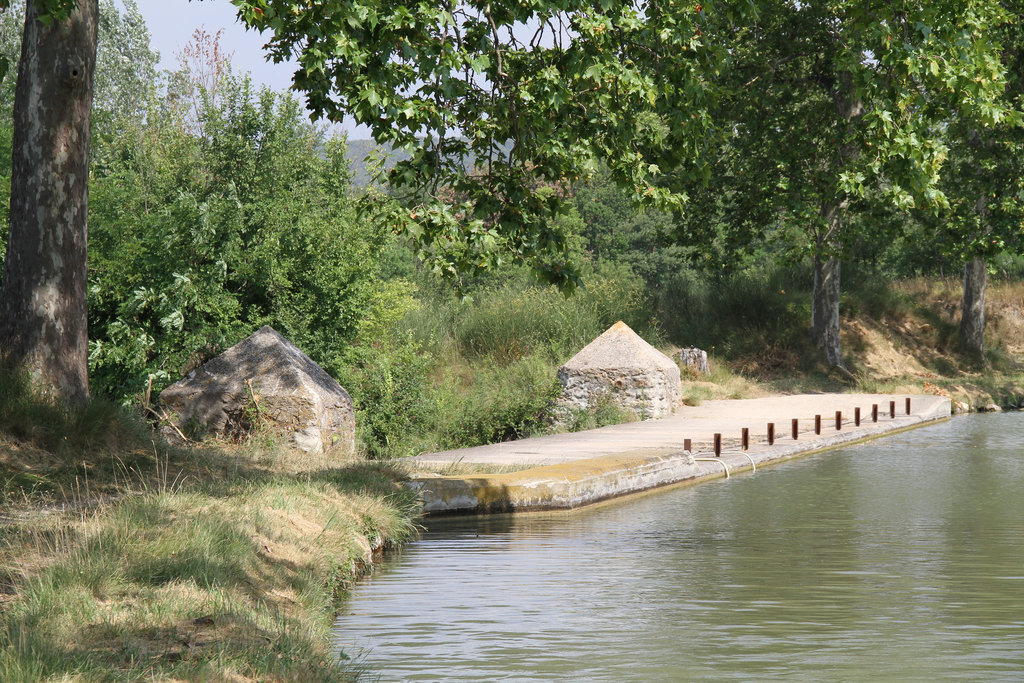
[0, 0, 1022, 455]
[230, 0, 751, 288]
[88, 71, 400, 400]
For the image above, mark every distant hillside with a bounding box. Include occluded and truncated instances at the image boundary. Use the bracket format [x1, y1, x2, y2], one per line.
[344, 138, 513, 186]
[345, 139, 410, 186]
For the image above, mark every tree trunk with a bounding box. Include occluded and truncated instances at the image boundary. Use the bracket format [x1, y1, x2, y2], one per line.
[960, 256, 986, 355]
[807, 70, 860, 372]
[811, 254, 844, 370]
[0, 0, 98, 403]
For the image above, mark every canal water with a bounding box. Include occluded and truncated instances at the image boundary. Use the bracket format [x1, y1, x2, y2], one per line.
[334, 414, 1024, 680]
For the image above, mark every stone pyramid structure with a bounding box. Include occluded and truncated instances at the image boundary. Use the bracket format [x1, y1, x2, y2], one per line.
[159, 326, 355, 453]
[557, 321, 681, 420]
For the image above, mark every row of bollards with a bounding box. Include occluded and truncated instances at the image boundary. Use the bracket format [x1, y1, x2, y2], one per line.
[702, 397, 914, 458]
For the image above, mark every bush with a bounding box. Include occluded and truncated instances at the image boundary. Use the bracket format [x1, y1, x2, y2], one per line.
[406, 260, 657, 364]
[440, 355, 562, 448]
[656, 263, 810, 357]
[341, 338, 443, 459]
[87, 72, 401, 403]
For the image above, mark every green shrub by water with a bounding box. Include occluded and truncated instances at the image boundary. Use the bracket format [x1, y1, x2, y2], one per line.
[440, 355, 562, 448]
[343, 261, 659, 458]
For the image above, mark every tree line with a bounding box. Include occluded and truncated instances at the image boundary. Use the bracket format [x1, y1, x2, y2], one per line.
[0, 0, 1021, 407]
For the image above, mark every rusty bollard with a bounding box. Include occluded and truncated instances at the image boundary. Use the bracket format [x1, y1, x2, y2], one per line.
[714, 433, 722, 457]
[906, 397, 911, 415]
[872, 404, 879, 423]
[815, 414, 822, 435]
[835, 410, 842, 430]
[742, 427, 749, 451]
[791, 418, 799, 440]
[890, 400, 896, 418]
[767, 423, 775, 446]
[855, 407, 861, 427]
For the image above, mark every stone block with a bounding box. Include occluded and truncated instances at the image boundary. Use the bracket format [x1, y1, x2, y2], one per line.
[159, 326, 355, 453]
[675, 347, 710, 375]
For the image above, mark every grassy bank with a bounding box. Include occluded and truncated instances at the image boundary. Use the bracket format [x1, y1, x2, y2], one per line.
[0, 374, 419, 681]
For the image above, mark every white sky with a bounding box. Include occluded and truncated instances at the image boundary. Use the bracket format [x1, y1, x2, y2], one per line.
[130, 0, 368, 136]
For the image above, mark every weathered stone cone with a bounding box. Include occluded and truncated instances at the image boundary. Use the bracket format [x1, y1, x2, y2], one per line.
[159, 326, 355, 454]
[558, 321, 681, 420]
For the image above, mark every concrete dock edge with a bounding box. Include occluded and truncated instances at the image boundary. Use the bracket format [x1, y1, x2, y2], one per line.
[406, 395, 951, 515]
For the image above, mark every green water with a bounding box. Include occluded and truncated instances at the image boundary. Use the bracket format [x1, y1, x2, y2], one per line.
[334, 414, 1024, 680]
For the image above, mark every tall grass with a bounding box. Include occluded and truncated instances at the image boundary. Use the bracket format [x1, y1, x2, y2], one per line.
[343, 261, 662, 458]
[405, 260, 657, 362]
[0, 366, 150, 457]
[655, 263, 812, 360]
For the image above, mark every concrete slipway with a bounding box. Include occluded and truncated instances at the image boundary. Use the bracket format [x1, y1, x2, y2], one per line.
[406, 393, 951, 515]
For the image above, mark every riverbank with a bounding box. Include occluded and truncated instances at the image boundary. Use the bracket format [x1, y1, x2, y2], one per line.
[0, 387, 420, 682]
[408, 394, 951, 515]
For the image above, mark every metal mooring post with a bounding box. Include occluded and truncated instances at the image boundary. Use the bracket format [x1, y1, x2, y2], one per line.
[905, 397, 911, 415]
[855, 407, 861, 426]
[714, 433, 722, 457]
[890, 400, 896, 419]
[742, 427, 749, 450]
[835, 411, 842, 430]
[767, 423, 775, 446]
[872, 404, 879, 422]
[791, 418, 798, 440]
[815, 414, 822, 435]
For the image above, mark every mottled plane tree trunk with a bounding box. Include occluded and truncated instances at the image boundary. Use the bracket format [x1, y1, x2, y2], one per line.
[960, 256, 987, 356]
[811, 249, 844, 370]
[809, 71, 862, 372]
[0, 0, 98, 403]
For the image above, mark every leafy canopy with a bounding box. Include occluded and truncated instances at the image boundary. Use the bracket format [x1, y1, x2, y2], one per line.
[229, 0, 750, 287]
[703, 0, 1014, 257]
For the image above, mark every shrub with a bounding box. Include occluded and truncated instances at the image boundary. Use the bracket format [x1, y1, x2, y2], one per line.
[87, 72, 401, 403]
[440, 355, 562, 448]
[341, 338, 442, 459]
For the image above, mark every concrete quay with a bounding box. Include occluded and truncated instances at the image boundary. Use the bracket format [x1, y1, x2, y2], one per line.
[406, 393, 951, 515]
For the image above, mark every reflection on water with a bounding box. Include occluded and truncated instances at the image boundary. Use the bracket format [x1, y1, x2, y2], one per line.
[334, 414, 1024, 681]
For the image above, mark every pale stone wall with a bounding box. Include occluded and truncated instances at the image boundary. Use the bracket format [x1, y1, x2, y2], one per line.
[557, 321, 681, 420]
[676, 347, 710, 375]
[558, 366, 681, 420]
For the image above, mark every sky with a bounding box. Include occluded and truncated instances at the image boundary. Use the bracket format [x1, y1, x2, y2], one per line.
[130, 0, 368, 136]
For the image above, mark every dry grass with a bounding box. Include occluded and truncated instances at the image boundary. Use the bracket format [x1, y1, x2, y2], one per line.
[399, 460, 536, 476]
[716, 277, 1024, 410]
[0, 411, 421, 682]
[679, 359, 771, 406]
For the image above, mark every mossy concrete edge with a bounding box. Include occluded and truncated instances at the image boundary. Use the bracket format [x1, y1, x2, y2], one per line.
[406, 397, 951, 516]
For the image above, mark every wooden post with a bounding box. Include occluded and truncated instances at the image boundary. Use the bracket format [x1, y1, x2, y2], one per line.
[872, 404, 878, 423]
[684, 438, 692, 452]
[905, 397, 911, 415]
[854, 407, 861, 426]
[835, 410, 842, 430]
[890, 400, 896, 418]
[815, 414, 821, 435]
[714, 433, 722, 457]
[767, 423, 775, 445]
[742, 427, 749, 450]
[791, 418, 798, 440]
